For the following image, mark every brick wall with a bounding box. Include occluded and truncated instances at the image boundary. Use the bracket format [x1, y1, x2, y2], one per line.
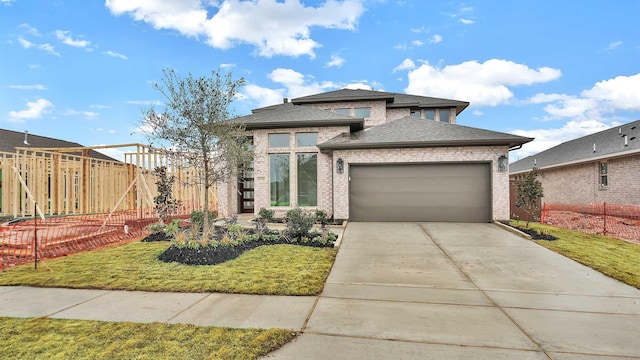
[218, 126, 349, 219]
[332, 146, 511, 221]
[523, 154, 640, 205]
[301, 101, 387, 127]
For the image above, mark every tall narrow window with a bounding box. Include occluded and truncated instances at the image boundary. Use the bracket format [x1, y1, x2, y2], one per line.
[270, 154, 290, 206]
[297, 153, 317, 206]
[599, 162, 608, 187]
[439, 109, 451, 122]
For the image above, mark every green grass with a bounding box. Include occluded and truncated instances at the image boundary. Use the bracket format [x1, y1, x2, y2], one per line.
[511, 220, 640, 288]
[0, 241, 337, 295]
[0, 317, 295, 359]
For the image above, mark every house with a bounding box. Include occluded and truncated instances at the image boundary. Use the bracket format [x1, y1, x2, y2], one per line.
[218, 89, 533, 222]
[0, 129, 117, 161]
[510, 120, 640, 206]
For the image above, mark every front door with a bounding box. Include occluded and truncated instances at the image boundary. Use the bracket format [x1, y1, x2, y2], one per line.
[239, 165, 254, 213]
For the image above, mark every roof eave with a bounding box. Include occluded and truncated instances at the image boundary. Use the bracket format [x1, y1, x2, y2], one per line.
[243, 119, 364, 131]
[318, 138, 530, 150]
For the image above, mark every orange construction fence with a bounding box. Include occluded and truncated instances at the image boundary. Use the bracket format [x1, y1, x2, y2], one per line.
[541, 202, 640, 243]
[0, 208, 197, 270]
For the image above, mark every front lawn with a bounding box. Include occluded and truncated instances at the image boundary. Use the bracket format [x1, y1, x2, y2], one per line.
[511, 220, 640, 289]
[0, 317, 294, 359]
[0, 241, 337, 295]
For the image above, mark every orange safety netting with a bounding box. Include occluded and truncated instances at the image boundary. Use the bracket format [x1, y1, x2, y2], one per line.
[0, 210, 190, 270]
[541, 203, 640, 244]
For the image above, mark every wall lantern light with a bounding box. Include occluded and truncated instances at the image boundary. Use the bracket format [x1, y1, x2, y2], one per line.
[498, 155, 508, 172]
[336, 158, 344, 174]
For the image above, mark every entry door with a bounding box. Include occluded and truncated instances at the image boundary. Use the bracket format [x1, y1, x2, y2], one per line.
[239, 165, 254, 213]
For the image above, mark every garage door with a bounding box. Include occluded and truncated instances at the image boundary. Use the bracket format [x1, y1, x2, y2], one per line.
[349, 163, 491, 222]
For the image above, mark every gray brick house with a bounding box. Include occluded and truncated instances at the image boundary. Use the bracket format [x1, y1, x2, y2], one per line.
[510, 120, 640, 206]
[218, 89, 532, 222]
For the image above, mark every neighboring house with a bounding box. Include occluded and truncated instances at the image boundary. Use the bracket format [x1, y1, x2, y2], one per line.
[0, 129, 117, 161]
[218, 88, 533, 222]
[510, 120, 640, 206]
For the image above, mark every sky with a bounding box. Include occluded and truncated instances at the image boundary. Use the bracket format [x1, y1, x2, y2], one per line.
[1, 0, 639, 161]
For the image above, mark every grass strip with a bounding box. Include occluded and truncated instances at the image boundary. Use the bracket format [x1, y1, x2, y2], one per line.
[511, 220, 640, 288]
[0, 241, 337, 295]
[0, 317, 294, 359]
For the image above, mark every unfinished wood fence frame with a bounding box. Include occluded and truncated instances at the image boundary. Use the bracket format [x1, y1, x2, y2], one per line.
[0, 144, 216, 220]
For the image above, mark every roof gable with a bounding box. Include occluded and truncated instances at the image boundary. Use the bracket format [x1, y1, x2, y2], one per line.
[510, 120, 640, 173]
[318, 117, 532, 150]
[235, 103, 364, 131]
[291, 88, 469, 114]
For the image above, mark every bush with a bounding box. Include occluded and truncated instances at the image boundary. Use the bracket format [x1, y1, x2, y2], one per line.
[190, 210, 217, 226]
[257, 207, 275, 222]
[165, 219, 182, 237]
[147, 222, 166, 234]
[315, 209, 330, 227]
[284, 208, 315, 240]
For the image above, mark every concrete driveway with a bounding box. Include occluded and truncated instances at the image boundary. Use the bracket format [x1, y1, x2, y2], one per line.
[267, 222, 640, 359]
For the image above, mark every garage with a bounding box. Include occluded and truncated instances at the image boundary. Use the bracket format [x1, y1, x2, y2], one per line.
[349, 163, 491, 222]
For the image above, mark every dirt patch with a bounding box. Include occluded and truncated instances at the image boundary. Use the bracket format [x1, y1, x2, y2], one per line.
[544, 210, 640, 244]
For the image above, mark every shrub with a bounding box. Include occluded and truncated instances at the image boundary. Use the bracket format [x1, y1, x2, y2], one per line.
[315, 209, 330, 227]
[190, 210, 217, 226]
[153, 166, 179, 222]
[284, 207, 315, 240]
[257, 208, 275, 222]
[147, 222, 166, 234]
[165, 219, 182, 237]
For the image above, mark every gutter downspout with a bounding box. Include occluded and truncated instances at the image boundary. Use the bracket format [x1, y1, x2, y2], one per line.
[330, 151, 335, 221]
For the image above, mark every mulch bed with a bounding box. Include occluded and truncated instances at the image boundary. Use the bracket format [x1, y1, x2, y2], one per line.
[511, 225, 558, 241]
[141, 232, 171, 242]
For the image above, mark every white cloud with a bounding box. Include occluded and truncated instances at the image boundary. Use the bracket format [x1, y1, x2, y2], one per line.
[62, 109, 99, 118]
[404, 59, 561, 106]
[459, 18, 474, 25]
[8, 98, 54, 122]
[8, 84, 46, 90]
[344, 83, 372, 90]
[19, 23, 41, 36]
[326, 54, 345, 68]
[582, 74, 640, 111]
[392, 58, 416, 73]
[220, 63, 236, 69]
[55, 30, 91, 48]
[241, 84, 285, 107]
[103, 50, 128, 60]
[411, 40, 424, 46]
[429, 34, 442, 43]
[1, 0, 13, 6]
[606, 40, 623, 51]
[127, 100, 162, 106]
[105, 0, 365, 58]
[94, 147, 126, 161]
[38, 43, 60, 56]
[18, 37, 35, 48]
[472, 110, 483, 116]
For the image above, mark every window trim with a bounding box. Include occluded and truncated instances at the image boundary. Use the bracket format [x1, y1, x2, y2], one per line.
[599, 161, 608, 188]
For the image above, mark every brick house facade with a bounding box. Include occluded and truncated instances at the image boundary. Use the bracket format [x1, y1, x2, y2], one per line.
[218, 89, 532, 222]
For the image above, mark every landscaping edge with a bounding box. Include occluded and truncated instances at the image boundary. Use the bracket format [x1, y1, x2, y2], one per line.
[494, 221, 532, 240]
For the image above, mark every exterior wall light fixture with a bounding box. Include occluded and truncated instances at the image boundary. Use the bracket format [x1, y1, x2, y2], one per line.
[336, 158, 344, 174]
[498, 155, 508, 172]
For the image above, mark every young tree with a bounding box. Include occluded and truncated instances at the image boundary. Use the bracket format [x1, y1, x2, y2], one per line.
[152, 166, 178, 223]
[143, 68, 252, 229]
[514, 166, 544, 228]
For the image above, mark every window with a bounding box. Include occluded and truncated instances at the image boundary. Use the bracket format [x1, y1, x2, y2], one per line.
[424, 109, 435, 120]
[439, 109, 451, 122]
[599, 162, 608, 187]
[334, 108, 351, 116]
[297, 153, 317, 206]
[354, 107, 371, 118]
[269, 133, 289, 148]
[410, 110, 421, 118]
[295, 132, 317, 147]
[270, 154, 290, 206]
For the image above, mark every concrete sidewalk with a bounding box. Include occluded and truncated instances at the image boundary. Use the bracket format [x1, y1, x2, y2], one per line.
[0, 286, 316, 330]
[267, 222, 640, 359]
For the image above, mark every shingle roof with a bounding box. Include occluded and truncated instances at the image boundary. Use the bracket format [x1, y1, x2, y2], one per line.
[317, 117, 533, 150]
[510, 120, 640, 174]
[291, 88, 469, 114]
[234, 102, 364, 131]
[0, 128, 118, 161]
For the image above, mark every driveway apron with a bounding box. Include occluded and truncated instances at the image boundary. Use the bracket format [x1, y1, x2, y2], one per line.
[266, 222, 640, 359]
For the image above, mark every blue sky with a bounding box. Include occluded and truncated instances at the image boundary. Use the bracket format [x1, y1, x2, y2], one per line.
[1, 0, 639, 161]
